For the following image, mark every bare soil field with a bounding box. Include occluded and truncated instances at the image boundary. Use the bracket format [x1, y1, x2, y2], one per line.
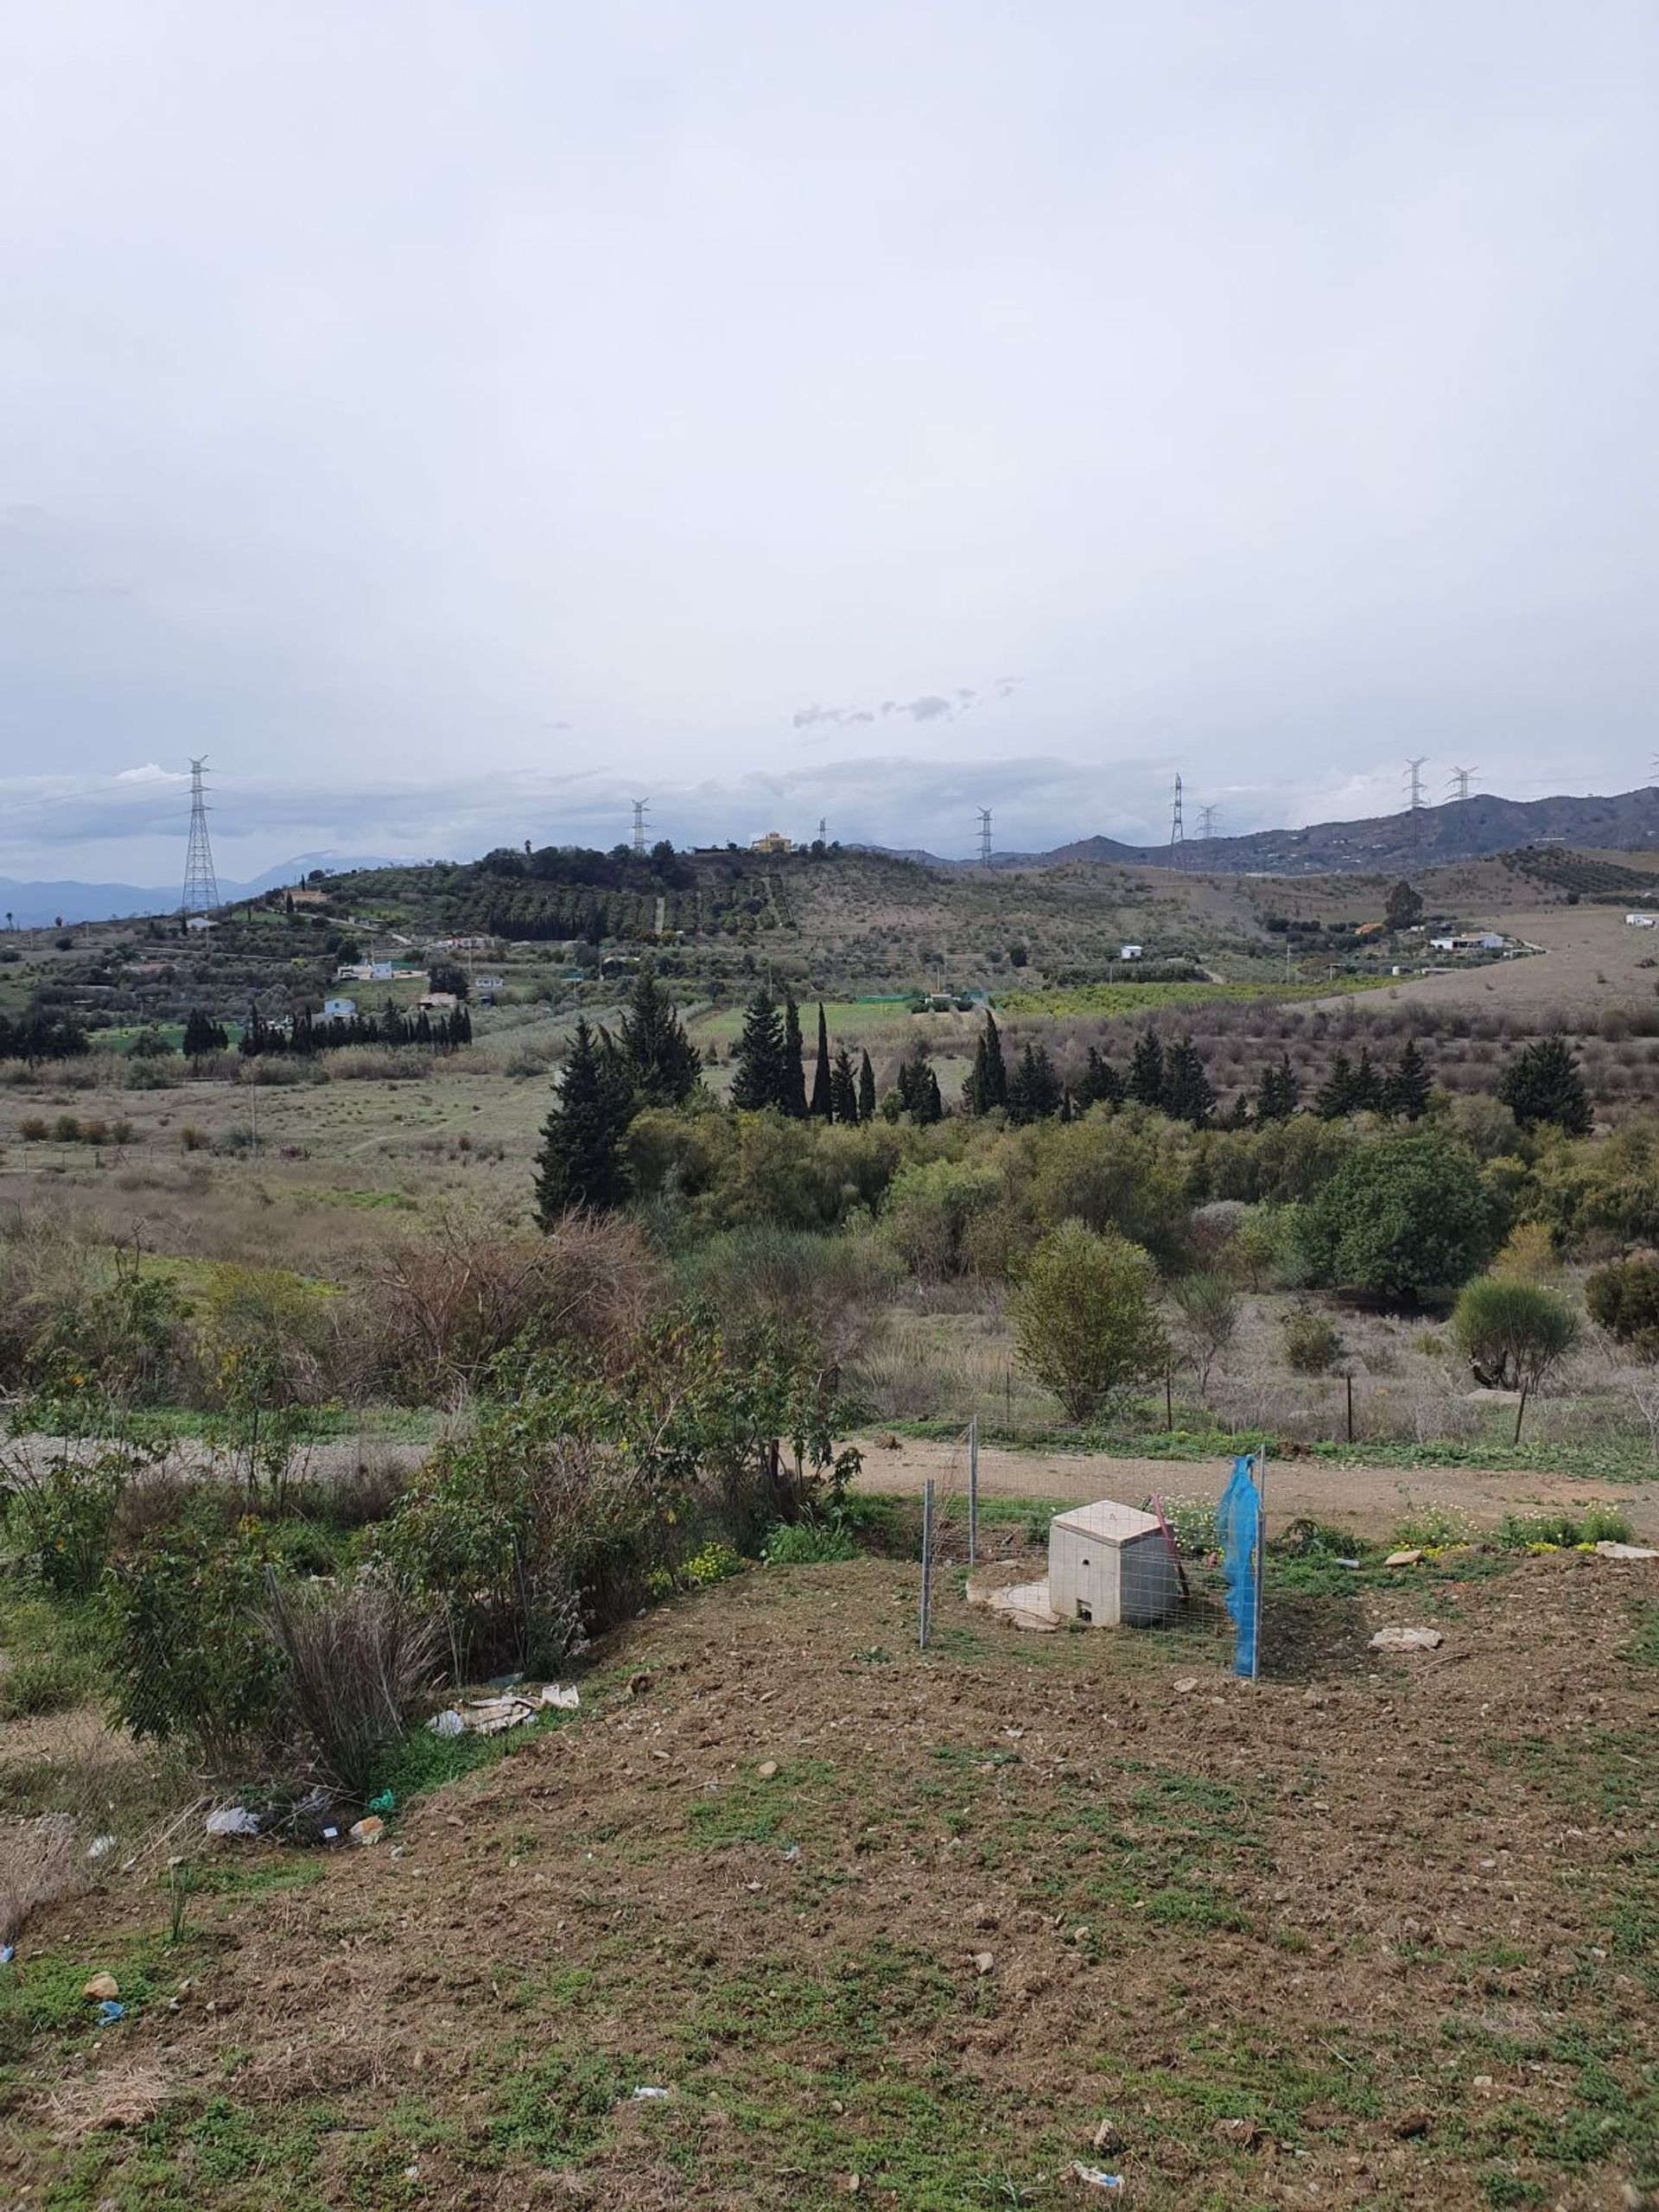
[852, 1433, 1659, 1544]
[1319, 902, 1659, 1021]
[2, 1548, 1655, 2209]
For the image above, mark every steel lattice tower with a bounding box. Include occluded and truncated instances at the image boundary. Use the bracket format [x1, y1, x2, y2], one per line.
[632, 798, 650, 854]
[977, 808, 993, 865]
[1196, 803, 1219, 843]
[1167, 774, 1185, 869]
[181, 758, 220, 914]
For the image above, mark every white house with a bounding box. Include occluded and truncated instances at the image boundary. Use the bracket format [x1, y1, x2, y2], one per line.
[322, 996, 356, 1020]
[1119, 943, 1144, 961]
[1626, 913, 1657, 929]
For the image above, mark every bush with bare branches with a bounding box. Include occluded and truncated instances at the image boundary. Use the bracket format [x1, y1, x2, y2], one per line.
[260, 1577, 441, 1797]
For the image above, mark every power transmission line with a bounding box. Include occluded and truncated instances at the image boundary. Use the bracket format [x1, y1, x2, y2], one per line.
[181, 758, 220, 914]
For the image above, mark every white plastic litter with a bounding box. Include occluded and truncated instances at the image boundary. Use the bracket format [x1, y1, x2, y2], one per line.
[86, 1834, 117, 1859]
[205, 1808, 261, 1838]
[1369, 1625, 1444, 1651]
[540, 1684, 581, 1709]
[1072, 2165, 1125, 2191]
[631, 2086, 671, 2100]
[428, 1709, 465, 1738]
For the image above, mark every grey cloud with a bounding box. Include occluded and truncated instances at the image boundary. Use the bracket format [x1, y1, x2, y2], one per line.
[791, 704, 877, 731]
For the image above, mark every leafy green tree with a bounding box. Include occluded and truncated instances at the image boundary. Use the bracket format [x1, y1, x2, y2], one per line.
[829, 1044, 858, 1123]
[1496, 1035, 1592, 1136]
[1385, 1038, 1432, 1122]
[535, 1018, 632, 1219]
[1254, 1053, 1299, 1122]
[1452, 1275, 1582, 1442]
[780, 994, 808, 1118]
[1128, 1026, 1165, 1109]
[1586, 1255, 1659, 1353]
[857, 1049, 877, 1122]
[1161, 1036, 1215, 1127]
[1007, 1040, 1064, 1123]
[729, 989, 788, 1111]
[1296, 1132, 1499, 1303]
[809, 1003, 832, 1118]
[617, 958, 702, 1107]
[428, 959, 470, 1001]
[182, 1008, 228, 1062]
[1011, 1223, 1169, 1421]
[1384, 879, 1424, 932]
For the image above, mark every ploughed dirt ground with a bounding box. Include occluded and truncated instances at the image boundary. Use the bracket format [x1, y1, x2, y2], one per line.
[3, 1546, 1656, 2210]
[851, 1434, 1659, 1545]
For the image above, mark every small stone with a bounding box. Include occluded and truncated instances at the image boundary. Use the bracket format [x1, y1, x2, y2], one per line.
[1369, 1625, 1443, 1652]
[757, 1761, 779, 1780]
[849, 2174, 861, 2195]
[349, 1816, 385, 1847]
[973, 1951, 995, 1975]
[1093, 2119, 1124, 2154]
[1173, 1676, 1199, 1694]
[1471, 2074, 1494, 2091]
[1384, 1548, 1424, 1567]
[82, 1974, 119, 2002]
[1302, 1689, 1326, 1707]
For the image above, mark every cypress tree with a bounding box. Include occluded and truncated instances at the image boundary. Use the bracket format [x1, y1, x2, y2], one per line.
[1387, 1037, 1432, 1122]
[830, 1045, 858, 1123]
[780, 993, 808, 1117]
[857, 1049, 877, 1121]
[618, 957, 702, 1106]
[1351, 1046, 1384, 1114]
[810, 1002, 832, 1118]
[534, 1016, 632, 1220]
[1161, 1036, 1216, 1127]
[1254, 1052, 1298, 1122]
[978, 1011, 1008, 1111]
[1128, 1025, 1165, 1109]
[730, 989, 788, 1110]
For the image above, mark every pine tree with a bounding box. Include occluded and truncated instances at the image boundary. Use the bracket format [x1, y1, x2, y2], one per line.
[1128, 1025, 1165, 1109]
[857, 1049, 877, 1122]
[1314, 1051, 1356, 1120]
[897, 1047, 944, 1124]
[1007, 1041, 1065, 1123]
[1161, 1036, 1216, 1127]
[1497, 1035, 1592, 1135]
[780, 994, 809, 1117]
[617, 957, 701, 1106]
[1387, 1037, 1432, 1122]
[730, 989, 788, 1111]
[1254, 1052, 1298, 1122]
[830, 1045, 858, 1123]
[1351, 1046, 1383, 1114]
[809, 1003, 832, 1118]
[534, 1017, 632, 1220]
[1075, 1046, 1124, 1111]
[1385, 879, 1425, 932]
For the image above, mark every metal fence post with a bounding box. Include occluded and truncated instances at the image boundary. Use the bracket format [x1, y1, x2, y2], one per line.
[968, 1416, 978, 1567]
[919, 1478, 934, 1651]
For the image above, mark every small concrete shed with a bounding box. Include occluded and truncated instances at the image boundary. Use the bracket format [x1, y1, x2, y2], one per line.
[1048, 1501, 1180, 1628]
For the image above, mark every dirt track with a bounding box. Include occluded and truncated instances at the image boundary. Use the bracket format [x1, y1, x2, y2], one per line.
[853, 1432, 1659, 1541]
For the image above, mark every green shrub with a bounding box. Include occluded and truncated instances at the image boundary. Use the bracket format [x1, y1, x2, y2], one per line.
[1166, 1271, 1238, 1395]
[682, 1540, 745, 1586]
[1281, 1303, 1340, 1376]
[104, 1510, 281, 1761]
[1585, 1253, 1659, 1353]
[762, 1520, 860, 1564]
[1296, 1132, 1499, 1303]
[5, 1451, 130, 1598]
[1494, 1508, 1630, 1551]
[0, 1644, 102, 1720]
[1010, 1222, 1168, 1421]
[1392, 1504, 1475, 1550]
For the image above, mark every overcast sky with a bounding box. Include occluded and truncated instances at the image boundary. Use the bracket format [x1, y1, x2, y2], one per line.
[2, 0, 1656, 882]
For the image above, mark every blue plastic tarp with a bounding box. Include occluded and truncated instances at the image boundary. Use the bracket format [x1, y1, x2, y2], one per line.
[1217, 1453, 1261, 1678]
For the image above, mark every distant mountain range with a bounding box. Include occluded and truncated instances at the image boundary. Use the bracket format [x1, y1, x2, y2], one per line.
[911, 784, 1659, 876]
[0, 853, 404, 930]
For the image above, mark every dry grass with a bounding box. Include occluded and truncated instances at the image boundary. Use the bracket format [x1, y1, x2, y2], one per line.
[0, 1812, 81, 1944]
